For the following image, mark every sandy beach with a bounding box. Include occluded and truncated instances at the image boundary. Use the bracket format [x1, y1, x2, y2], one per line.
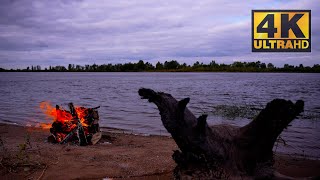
[0, 123, 319, 180]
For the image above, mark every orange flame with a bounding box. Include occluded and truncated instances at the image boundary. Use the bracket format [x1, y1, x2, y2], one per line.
[40, 102, 73, 123]
[75, 107, 89, 127]
[39, 101, 89, 128]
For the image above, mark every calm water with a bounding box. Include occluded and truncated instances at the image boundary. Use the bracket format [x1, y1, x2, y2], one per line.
[0, 72, 319, 159]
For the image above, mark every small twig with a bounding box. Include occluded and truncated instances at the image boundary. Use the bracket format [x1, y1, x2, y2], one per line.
[35, 156, 59, 180]
[51, 157, 60, 165]
[37, 165, 47, 180]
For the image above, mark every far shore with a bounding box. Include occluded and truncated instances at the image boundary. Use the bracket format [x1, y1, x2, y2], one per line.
[1, 123, 320, 179]
[1, 71, 320, 73]
[1, 60, 320, 73]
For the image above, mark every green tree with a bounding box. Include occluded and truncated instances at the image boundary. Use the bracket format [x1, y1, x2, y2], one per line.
[156, 61, 164, 70]
[136, 60, 146, 71]
[232, 61, 244, 68]
[164, 60, 180, 69]
[267, 63, 274, 69]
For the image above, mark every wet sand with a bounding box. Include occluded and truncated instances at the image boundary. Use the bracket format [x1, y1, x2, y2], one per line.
[0, 123, 319, 179]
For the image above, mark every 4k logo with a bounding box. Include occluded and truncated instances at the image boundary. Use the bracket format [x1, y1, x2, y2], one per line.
[252, 10, 311, 52]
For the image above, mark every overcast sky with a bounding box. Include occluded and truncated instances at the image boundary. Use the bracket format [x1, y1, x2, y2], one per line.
[0, 0, 319, 69]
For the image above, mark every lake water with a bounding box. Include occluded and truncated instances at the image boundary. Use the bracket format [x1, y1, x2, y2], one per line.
[0, 72, 319, 159]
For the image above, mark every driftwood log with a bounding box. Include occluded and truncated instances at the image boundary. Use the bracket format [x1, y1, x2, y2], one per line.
[138, 88, 304, 179]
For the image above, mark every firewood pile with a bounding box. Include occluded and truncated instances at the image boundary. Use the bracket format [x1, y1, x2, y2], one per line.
[47, 103, 101, 146]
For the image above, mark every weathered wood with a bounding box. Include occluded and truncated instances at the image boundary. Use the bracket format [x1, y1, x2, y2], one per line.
[139, 88, 304, 178]
[68, 103, 88, 146]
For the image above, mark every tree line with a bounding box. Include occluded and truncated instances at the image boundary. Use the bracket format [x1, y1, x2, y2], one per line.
[1, 60, 320, 72]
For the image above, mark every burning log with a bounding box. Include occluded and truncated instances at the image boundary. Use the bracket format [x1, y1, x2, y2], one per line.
[138, 88, 304, 179]
[44, 102, 101, 146]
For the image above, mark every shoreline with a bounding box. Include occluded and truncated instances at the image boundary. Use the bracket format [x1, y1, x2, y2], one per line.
[1, 123, 320, 179]
[8, 122, 319, 160]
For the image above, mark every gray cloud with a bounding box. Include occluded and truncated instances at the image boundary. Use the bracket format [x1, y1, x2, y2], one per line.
[0, 0, 319, 68]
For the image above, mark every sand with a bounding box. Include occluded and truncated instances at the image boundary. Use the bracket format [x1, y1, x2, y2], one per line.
[0, 123, 319, 180]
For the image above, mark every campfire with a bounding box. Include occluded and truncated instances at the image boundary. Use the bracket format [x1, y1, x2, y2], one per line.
[40, 102, 101, 146]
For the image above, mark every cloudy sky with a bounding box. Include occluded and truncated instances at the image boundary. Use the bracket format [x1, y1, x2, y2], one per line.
[0, 0, 319, 69]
